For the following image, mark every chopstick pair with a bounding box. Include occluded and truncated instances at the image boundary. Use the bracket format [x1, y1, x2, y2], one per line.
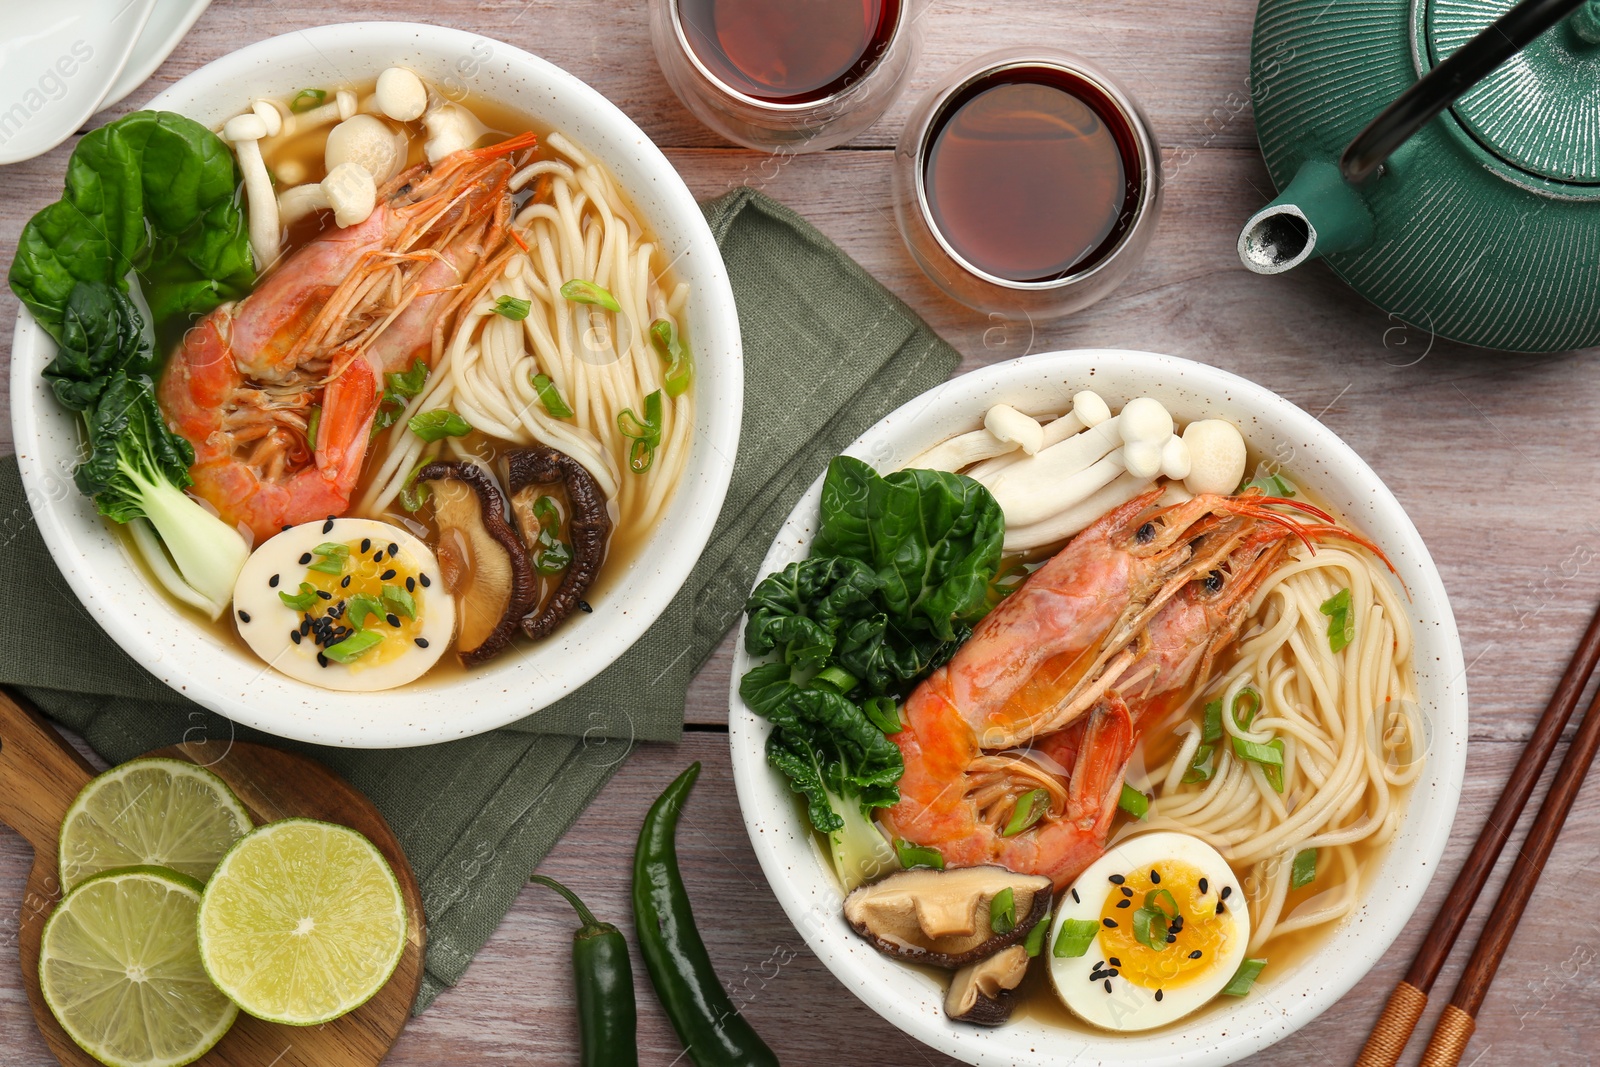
[1355, 599, 1600, 1067]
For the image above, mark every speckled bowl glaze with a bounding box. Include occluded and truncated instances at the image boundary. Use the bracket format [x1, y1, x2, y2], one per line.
[10, 23, 742, 748]
[728, 350, 1465, 1066]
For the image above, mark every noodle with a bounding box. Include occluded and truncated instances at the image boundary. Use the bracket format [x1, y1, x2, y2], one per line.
[358, 131, 693, 544]
[1132, 545, 1421, 952]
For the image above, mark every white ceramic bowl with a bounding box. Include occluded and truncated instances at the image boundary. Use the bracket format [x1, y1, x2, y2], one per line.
[728, 350, 1466, 1066]
[11, 23, 742, 748]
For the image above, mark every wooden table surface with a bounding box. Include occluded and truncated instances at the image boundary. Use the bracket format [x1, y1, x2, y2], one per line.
[3, 1, 1599, 1063]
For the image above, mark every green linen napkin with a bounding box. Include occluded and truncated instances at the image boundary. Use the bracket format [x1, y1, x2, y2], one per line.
[0, 187, 959, 1012]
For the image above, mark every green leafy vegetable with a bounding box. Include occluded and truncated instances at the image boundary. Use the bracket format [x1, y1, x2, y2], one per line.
[279, 582, 318, 612]
[42, 283, 154, 411]
[893, 840, 944, 871]
[531, 372, 574, 418]
[323, 629, 384, 663]
[1221, 958, 1268, 997]
[1291, 848, 1318, 889]
[374, 360, 429, 433]
[649, 318, 693, 397]
[617, 390, 663, 473]
[1320, 587, 1354, 653]
[492, 295, 531, 320]
[381, 584, 416, 620]
[409, 409, 473, 443]
[1233, 736, 1287, 793]
[1119, 783, 1149, 820]
[1024, 913, 1051, 956]
[10, 111, 255, 336]
[560, 278, 622, 313]
[989, 887, 1016, 934]
[1002, 788, 1050, 837]
[1053, 918, 1099, 958]
[290, 89, 327, 113]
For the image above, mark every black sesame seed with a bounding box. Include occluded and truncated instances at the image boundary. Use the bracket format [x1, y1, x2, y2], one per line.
[316, 589, 333, 600]
[1220, 885, 1233, 900]
[380, 569, 396, 581]
[1121, 886, 1133, 897]
[1109, 874, 1125, 885]
[419, 573, 431, 587]
[237, 609, 251, 623]
[1094, 960, 1104, 971]
[1116, 899, 1131, 909]
[1106, 969, 1118, 978]
[1166, 933, 1177, 943]
[1089, 969, 1107, 981]
[300, 618, 311, 636]
[1108, 957, 1121, 967]
[1217, 902, 1226, 915]
[340, 575, 352, 588]
[1155, 989, 1164, 1002]
[1150, 870, 1161, 884]
[317, 652, 329, 667]
[1189, 950, 1203, 959]
[269, 573, 280, 588]
[406, 576, 416, 592]
[299, 552, 313, 565]
[361, 538, 372, 553]
[1102, 918, 1117, 928]
[415, 637, 429, 648]
[323, 517, 335, 534]
[290, 630, 302, 645]
[1104, 979, 1113, 993]
[1199, 878, 1209, 895]
[578, 600, 592, 613]
[386, 613, 401, 628]
[1070, 888, 1080, 903]
[372, 551, 384, 562]
[387, 543, 399, 558]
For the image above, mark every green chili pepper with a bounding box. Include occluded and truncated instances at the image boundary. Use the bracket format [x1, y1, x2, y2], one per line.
[633, 763, 779, 1067]
[530, 875, 639, 1067]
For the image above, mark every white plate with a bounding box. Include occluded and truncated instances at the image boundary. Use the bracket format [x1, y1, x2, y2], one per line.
[100, 0, 215, 109]
[11, 23, 743, 748]
[728, 350, 1466, 1067]
[0, 0, 158, 164]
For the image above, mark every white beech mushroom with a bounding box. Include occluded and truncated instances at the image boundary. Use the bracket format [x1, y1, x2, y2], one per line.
[1160, 434, 1192, 481]
[375, 67, 428, 121]
[1001, 471, 1155, 553]
[277, 162, 378, 228]
[1182, 419, 1248, 496]
[966, 390, 1111, 481]
[324, 114, 407, 183]
[905, 404, 1043, 472]
[222, 113, 280, 268]
[984, 404, 1044, 455]
[424, 102, 490, 162]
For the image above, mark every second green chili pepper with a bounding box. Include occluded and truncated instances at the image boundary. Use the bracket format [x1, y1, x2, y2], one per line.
[530, 874, 639, 1067]
[633, 762, 780, 1067]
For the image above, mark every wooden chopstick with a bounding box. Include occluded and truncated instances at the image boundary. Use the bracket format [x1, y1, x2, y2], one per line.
[1414, 672, 1600, 1065]
[1355, 598, 1600, 1067]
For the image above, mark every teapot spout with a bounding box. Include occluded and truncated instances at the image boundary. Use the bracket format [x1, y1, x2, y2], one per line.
[1237, 160, 1375, 275]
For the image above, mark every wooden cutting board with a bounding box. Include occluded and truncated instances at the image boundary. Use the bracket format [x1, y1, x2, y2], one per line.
[0, 689, 425, 1067]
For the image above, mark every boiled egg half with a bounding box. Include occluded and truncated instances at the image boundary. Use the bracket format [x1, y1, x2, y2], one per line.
[232, 518, 455, 691]
[1047, 831, 1251, 1031]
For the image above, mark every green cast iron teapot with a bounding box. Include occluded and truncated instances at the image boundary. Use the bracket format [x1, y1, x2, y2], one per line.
[1239, 0, 1600, 352]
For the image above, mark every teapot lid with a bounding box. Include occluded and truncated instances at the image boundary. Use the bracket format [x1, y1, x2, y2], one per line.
[1425, 0, 1600, 182]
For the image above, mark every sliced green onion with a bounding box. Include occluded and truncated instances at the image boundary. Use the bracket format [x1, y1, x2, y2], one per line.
[1233, 736, 1287, 793]
[1291, 848, 1318, 889]
[531, 372, 574, 418]
[312, 542, 349, 558]
[989, 887, 1016, 934]
[1221, 958, 1268, 996]
[894, 840, 943, 870]
[1145, 888, 1180, 920]
[559, 279, 622, 313]
[1024, 912, 1051, 957]
[1232, 688, 1262, 730]
[649, 319, 694, 397]
[307, 555, 345, 575]
[535, 540, 572, 575]
[861, 697, 902, 735]
[1053, 918, 1099, 958]
[1320, 587, 1354, 653]
[290, 88, 327, 113]
[387, 360, 428, 398]
[381, 584, 416, 620]
[1238, 468, 1297, 498]
[813, 666, 857, 694]
[278, 582, 318, 612]
[1202, 699, 1223, 744]
[305, 405, 321, 451]
[1001, 788, 1050, 837]
[399, 459, 432, 512]
[1182, 743, 1215, 784]
[409, 409, 473, 443]
[1118, 783, 1149, 820]
[322, 629, 384, 663]
[346, 593, 384, 629]
[492, 295, 532, 320]
[617, 390, 663, 473]
[1132, 906, 1170, 951]
[529, 495, 572, 575]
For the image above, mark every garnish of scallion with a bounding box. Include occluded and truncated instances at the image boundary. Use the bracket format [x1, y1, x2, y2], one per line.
[893, 839, 943, 871]
[278, 582, 318, 612]
[1118, 783, 1149, 820]
[305, 405, 321, 451]
[1053, 918, 1099, 959]
[559, 279, 622, 313]
[988, 887, 1017, 934]
[530, 496, 572, 575]
[409, 409, 473, 443]
[1232, 736, 1287, 793]
[322, 629, 384, 663]
[1320, 587, 1355, 653]
[530, 372, 574, 418]
[399, 459, 432, 512]
[1221, 958, 1268, 996]
[1001, 788, 1051, 837]
[382, 584, 416, 620]
[617, 390, 663, 473]
[1291, 848, 1318, 889]
[861, 696, 902, 735]
[290, 88, 327, 113]
[492, 295, 532, 320]
[649, 318, 693, 397]
[346, 594, 384, 629]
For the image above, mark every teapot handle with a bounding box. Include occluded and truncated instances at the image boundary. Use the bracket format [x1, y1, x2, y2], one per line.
[1340, 0, 1593, 183]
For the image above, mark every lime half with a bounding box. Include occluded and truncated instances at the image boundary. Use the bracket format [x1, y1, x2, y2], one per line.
[40, 866, 238, 1067]
[198, 819, 407, 1026]
[60, 757, 253, 893]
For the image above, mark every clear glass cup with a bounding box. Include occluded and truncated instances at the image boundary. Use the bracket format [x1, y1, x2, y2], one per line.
[892, 47, 1162, 320]
[647, 0, 922, 153]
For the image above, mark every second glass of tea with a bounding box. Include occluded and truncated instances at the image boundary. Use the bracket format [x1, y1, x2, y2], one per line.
[893, 47, 1162, 319]
[648, 0, 921, 152]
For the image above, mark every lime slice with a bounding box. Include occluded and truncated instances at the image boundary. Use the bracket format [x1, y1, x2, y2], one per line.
[60, 757, 253, 893]
[198, 819, 407, 1026]
[40, 866, 238, 1067]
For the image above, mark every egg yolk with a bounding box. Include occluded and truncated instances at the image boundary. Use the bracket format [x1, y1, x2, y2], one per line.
[1097, 859, 1237, 990]
[300, 537, 428, 669]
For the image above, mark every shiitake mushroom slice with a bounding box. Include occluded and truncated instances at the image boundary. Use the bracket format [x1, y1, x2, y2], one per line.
[419, 461, 538, 665]
[945, 945, 1029, 1026]
[842, 865, 1053, 969]
[504, 445, 612, 641]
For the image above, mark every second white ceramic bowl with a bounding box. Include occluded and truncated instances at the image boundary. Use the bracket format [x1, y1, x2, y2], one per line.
[11, 23, 742, 747]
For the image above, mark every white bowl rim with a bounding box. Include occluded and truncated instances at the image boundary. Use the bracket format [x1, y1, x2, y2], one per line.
[727, 349, 1466, 1067]
[10, 22, 743, 748]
